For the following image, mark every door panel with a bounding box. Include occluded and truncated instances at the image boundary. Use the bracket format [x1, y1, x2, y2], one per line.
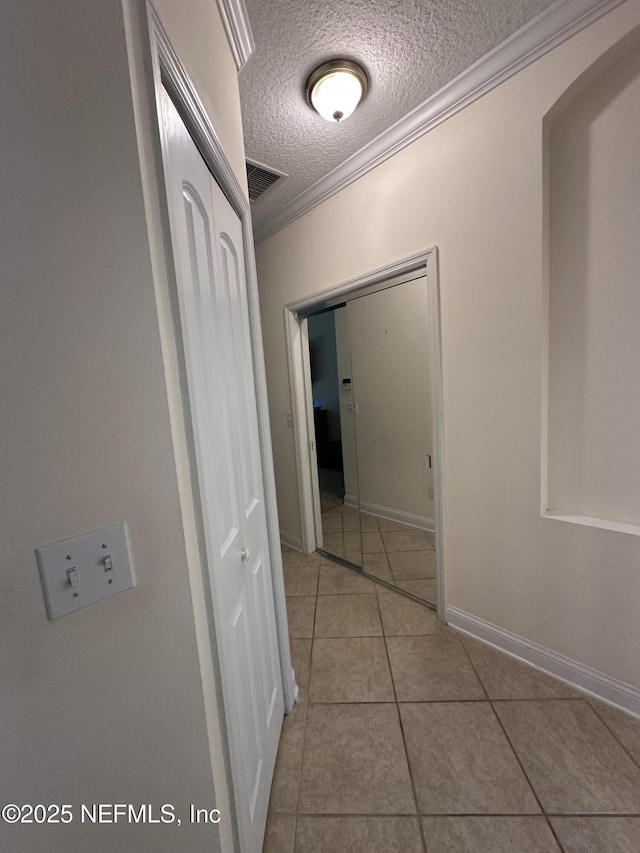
[229, 590, 263, 819]
[348, 278, 431, 520]
[181, 189, 240, 548]
[209, 174, 282, 747]
[160, 87, 283, 853]
[251, 547, 280, 726]
[219, 233, 260, 516]
[349, 276, 437, 606]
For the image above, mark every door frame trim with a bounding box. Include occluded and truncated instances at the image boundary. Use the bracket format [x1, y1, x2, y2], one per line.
[284, 248, 447, 620]
[284, 310, 319, 554]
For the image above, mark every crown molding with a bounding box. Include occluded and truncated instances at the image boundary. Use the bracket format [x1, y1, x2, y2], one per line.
[254, 0, 626, 245]
[216, 0, 255, 71]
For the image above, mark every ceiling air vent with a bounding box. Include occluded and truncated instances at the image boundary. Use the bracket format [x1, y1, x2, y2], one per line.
[246, 159, 285, 203]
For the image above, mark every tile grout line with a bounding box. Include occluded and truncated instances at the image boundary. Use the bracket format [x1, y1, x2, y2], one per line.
[380, 516, 398, 587]
[291, 586, 318, 820]
[379, 514, 437, 603]
[458, 638, 568, 847]
[458, 635, 491, 704]
[587, 701, 640, 775]
[545, 816, 568, 853]
[291, 810, 640, 817]
[323, 506, 438, 605]
[479, 677, 640, 825]
[294, 696, 587, 704]
[483, 704, 549, 818]
[376, 589, 428, 853]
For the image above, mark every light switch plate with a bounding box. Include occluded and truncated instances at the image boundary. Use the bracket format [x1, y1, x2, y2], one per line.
[36, 523, 135, 620]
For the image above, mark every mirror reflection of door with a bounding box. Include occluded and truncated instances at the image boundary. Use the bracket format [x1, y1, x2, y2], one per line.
[349, 275, 437, 607]
[307, 308, 362, 566]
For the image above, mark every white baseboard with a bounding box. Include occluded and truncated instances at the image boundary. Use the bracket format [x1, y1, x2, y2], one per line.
[344, 495, 433, 532]
[280, 530, 303, 551]
[447, 606, 640, 720]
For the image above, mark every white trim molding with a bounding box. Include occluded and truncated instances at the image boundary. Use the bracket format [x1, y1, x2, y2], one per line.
[542, 510, 640, 537]
[283, 309, 317, 554]
[280, 530, 303, 552]
[290, 249, 436, 316]
[216, 0, 255, 71]
[344, 495, 434, 533]
[254, 0, 626, 245]
[447, 606, 640, 719]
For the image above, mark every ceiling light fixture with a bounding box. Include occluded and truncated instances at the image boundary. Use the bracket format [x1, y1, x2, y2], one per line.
[305, 60, 368, 123]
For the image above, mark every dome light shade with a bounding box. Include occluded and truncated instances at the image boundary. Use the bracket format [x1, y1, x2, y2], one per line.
[305, 60, 368, 123]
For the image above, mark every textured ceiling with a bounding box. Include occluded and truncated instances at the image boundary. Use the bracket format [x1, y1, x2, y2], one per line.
[239, 0, 557, 233]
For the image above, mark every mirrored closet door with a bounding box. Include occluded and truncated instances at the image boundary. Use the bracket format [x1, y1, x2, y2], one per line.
[305, 270, 437, 608]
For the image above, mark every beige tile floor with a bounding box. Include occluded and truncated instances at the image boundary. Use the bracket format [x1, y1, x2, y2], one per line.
[319, 505, 438, 606]
[264, 547, 640, 852]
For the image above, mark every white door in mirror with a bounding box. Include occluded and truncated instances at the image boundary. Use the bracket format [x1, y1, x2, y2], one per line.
[36, 523, 134, 619]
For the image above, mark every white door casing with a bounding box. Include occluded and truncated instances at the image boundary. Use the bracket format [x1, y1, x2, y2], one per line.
[159, 86, 283, 853]
[301, 319, 324, 548]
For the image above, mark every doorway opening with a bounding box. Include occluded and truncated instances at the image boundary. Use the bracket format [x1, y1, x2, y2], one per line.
[307, 309, 347, 516]
[285, 249, 446, 619]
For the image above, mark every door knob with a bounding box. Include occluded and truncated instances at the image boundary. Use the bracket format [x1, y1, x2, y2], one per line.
[241, 548, 250, 562]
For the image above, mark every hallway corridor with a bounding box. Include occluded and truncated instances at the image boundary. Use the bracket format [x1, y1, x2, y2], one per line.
[264, 548, 640, 852]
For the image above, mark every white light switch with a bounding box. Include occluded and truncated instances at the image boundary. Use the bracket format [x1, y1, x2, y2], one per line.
[36, 523, 135, 620]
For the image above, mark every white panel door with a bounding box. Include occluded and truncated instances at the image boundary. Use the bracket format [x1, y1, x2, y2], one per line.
[159, 87, 283, 853]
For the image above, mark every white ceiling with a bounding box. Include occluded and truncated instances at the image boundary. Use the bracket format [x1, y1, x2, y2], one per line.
[239, 0, 557, 235]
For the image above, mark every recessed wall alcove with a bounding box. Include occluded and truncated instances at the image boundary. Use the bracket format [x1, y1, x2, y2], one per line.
[543, 30, 640, 534]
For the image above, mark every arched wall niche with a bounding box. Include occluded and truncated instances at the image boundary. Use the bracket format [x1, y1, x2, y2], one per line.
[542, 26, 640, 533]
